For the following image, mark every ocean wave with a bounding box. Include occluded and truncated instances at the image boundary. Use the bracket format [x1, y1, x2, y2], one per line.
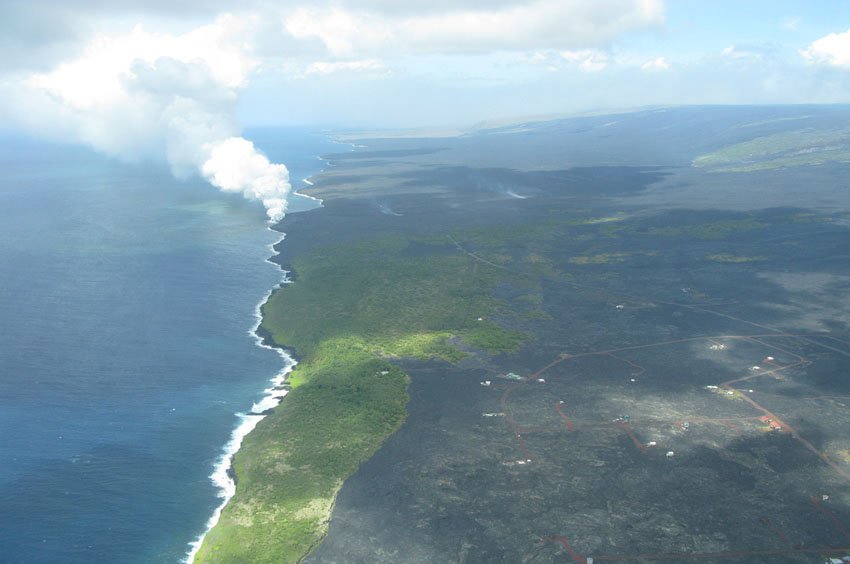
[291, 189, 323, 207]
[184, 410, 263, 561]
[185, 327, 295, 561]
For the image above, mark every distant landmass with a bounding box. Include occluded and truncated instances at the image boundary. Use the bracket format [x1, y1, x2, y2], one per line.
[196, 106, 850, 563]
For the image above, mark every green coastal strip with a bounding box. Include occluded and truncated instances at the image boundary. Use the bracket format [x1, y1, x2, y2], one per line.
[194, 234, 524, 563]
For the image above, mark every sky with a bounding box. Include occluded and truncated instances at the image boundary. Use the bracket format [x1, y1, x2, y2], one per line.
[2, 1, 850, 217]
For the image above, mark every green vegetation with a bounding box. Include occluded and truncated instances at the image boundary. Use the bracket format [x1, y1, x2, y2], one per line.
[262, 235, 525, 359]
[693, 128, 850, 172]
[706, 253, 767, 263]
[710, 388, 745, 401]
[644, 218, 766, 240]
[835, 449, 850, 464]
[196, 345, 407, 563]
[195, 233, 528, 563]
[571, 215, 767, 241]
[733, 115, 812, 129]
[789, 212, 831, 223]
[568, 215, 626, 225]
[463, 325, 525, 352]
[568, 252, 630, 264]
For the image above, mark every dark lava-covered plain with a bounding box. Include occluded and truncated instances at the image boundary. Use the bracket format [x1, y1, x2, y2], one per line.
[286, 106, 850, 563]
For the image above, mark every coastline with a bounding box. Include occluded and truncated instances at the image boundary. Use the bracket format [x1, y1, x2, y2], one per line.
[184, 233, 296, 564]
[185, 137, 349, 562]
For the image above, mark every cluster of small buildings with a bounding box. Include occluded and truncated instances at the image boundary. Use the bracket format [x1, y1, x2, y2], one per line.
[759, 415, 783, 432]
[502, 458, 533, 466]
[705, 385, 738, 397]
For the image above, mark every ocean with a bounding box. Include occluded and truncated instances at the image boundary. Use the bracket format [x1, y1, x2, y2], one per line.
[0, 128, 339, 562]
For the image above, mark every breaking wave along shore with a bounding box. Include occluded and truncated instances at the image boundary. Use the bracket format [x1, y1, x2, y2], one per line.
[185, 233, 296, 563]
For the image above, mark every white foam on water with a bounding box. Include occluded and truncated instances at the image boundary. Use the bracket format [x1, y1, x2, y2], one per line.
[185, 411, 264, 563]
[185, 229, 296, 563]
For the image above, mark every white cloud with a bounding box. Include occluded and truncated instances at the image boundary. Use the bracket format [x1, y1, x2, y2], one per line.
[801, 29, 850, 68]
[286, 7, 391, 57]
[640, 56, 669, 71]
[283, 0, 664, 56]
[523, 52, 550, 64]
[0, 0, 665, 70]
[560, 49, 610, 72]
[782, 16, 800, 32]
[305, 59, 385, 75]
[26, 17, 254, 110]
[719, 44, 781, 66]
[517, 49, 671, 74]
[721, 44, 763, 61]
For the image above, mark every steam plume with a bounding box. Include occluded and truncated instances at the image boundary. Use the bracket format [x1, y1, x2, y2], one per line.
[6, 16, 292, 222]
[202, 137, 290, 221]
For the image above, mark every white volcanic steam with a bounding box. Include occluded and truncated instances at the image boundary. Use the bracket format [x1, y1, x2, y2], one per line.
[202, 137, 290, 221]
[9, 17, 291, 222]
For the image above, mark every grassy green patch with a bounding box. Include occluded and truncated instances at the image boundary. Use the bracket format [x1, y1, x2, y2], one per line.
[568, 252, 630, 264]
[788, 212, 831, 223]
[261, 236, 520, 359]
[568, 215, 625, 225]
[706, 253, 767, 263]
[563, 216, 766, 242]
[195, 342, 408, 563]
[516, 293, 543, 306]
[195, 232, 529, 562]
[693, 128, 850, 172]
[644, 218, 766, 240]
[522, 309, 553, 321]
[462, 323, 526, 353]
[834, 449, 850, 464]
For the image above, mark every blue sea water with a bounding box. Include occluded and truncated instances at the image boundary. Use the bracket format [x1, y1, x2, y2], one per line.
[0, 129, 339, 562]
